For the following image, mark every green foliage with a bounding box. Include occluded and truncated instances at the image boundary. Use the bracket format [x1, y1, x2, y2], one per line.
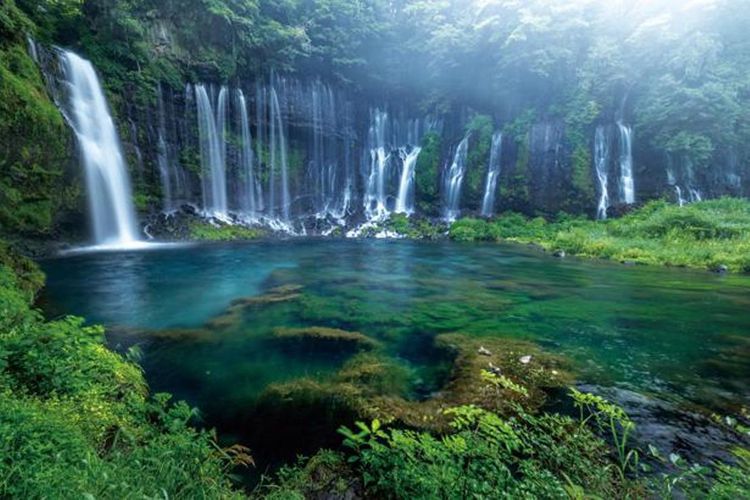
[188, 220, 265, 241]
[414, 131, 442, 215]
[570, 387, 639, 481]
[0, 1, 76, 236]
[464, 114, 494, 210]
[0, 246, 244, 498]
[450, 198, 750, 272]
[333, 402, 634, 499]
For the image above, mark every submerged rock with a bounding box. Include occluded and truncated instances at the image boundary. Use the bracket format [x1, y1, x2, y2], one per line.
[255, 333, 572, 432]
[273, 326, 381, 350]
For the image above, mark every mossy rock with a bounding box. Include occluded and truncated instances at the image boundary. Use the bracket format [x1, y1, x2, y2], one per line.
[204, 285, 303, 330]
[255, 334, 572, 432]
[273, 326, 381, 350]
[230, 284, 303, 308]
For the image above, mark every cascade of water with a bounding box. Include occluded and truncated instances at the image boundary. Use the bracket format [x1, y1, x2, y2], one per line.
[60, 50, 140, 246]
[394, 146, 422, 215]
[156, 86, 173, 210]
[481, 132, 503, 217]
[26, 36, 39, 63]
[443, 136, 469, 221]
[254, 81, 266, 213]
[364, 109, 390, 220]
[195, 84, 228, 216]
[269, 84, 290, 221]
[617, 122, 635, 204]
[156, 84, 187, 211]
[394, 120, 422, 215]
[594, 126, 610, 220]
[675, 186, 686, 207]
[236, 89, 257, 215]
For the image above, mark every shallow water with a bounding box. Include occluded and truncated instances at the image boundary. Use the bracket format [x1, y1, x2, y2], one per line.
[41, 239, 750, 465]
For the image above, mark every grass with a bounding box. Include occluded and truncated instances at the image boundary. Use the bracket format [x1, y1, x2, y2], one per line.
[188, 220, 266, 241]
[450, 198, 750, 272]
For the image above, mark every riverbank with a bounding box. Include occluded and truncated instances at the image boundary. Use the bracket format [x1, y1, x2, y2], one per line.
[449, 198, 750, 273]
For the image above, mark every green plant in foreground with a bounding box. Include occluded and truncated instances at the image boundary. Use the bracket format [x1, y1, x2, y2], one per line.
[570, 387, 640, 481]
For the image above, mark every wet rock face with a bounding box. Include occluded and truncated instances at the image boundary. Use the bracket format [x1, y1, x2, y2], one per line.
[100, 71, 749, 231]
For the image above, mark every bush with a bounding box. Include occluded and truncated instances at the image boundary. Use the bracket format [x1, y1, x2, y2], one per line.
[0, 244, 245, 498]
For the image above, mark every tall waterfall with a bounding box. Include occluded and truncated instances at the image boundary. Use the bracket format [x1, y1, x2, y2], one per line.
[269, 85, 290, 221]
[394, 119, 422, 215]
[364, 109, 390, 220]
[60, 50, 140, 246]
[394, 146, 422, 215]
[481, 132, 503, 217]
[617, 122, 635, 204]
[594, 126, 611, 220]
[195, 84, 228, 216]
[443, 136, 469, 221]
[156, 84, 187, 211]
[236, 90, 258, 215]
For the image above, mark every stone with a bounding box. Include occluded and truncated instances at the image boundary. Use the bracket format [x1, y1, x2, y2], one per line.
[553, 250, 566, 258]
[478, 346, 492, 356]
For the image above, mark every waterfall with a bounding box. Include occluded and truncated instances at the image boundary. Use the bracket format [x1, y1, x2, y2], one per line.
[394, 119, 422, 215]
[594, 126, 610, 220]
[675, 186, 686, 207]
[236, 89, 257, 216]
[443, 136, 469, 221]
[269, 85, 290, 221]
[481, 132, 503, 217]
[617, 122, 635, 204]
[394, 146, 422, 215]
[156, 89, 173, 211]
[156, 84, 187, 211]
[254, 81, 266, 213]
[364, 109, 390, 220]
[60, 50, 140, 247]
[26, 36, 39, 63]
[195, 84, 228, 216]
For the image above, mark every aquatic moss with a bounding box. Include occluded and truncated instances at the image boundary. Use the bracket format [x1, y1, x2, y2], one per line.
[273, 326, 381, 350]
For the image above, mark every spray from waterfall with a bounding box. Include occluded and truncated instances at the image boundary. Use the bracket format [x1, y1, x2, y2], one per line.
[60, 50, 141, 247]
[481, 132, 503, 217]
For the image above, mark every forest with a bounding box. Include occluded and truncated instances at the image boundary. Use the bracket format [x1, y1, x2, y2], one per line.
[1, 0, 750, 498]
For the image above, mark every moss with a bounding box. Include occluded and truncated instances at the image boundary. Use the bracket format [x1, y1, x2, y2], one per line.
[204, 285, 303, 330]
[464, 114, 494, 210]
[257, 333, 570, 433]
[188, 220, 266, 241]
[0, 5, 75, 236]
[415, 132, 443, 215]
[273, 326, 381, 350]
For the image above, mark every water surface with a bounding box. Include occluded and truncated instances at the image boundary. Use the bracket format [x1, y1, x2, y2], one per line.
[41, 239, 750, 464]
